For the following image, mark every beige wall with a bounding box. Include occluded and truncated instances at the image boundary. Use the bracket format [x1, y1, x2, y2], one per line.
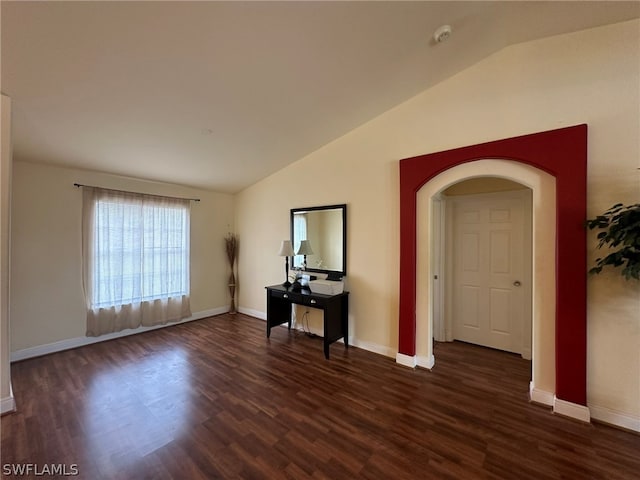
[443, 177, 528, 196]
[235, 20, 640, 426]
[1, 95, 14, 411]
[10, 161, 234, 352]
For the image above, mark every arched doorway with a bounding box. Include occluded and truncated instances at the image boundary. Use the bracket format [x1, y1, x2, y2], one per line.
[416, 162, 550, 399]
[397, 125, 589, 422]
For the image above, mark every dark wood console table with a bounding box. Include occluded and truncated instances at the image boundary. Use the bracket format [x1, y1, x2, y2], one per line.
[265, 284, 349, 359]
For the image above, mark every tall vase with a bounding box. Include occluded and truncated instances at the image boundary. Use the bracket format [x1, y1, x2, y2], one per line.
[228, 270, 237, 314]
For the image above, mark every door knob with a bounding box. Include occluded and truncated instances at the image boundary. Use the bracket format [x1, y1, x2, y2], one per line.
[513, 281, 521, 287]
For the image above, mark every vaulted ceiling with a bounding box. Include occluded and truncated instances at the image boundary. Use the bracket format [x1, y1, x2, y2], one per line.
[2, 1, 639, 193]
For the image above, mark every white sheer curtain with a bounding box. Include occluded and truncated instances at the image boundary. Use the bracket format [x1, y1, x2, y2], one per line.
[292, 214, 307, 269]
[82, 187, 191, 336]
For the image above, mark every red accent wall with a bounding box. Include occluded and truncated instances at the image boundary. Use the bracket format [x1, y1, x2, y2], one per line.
[399, 125, 587, 406]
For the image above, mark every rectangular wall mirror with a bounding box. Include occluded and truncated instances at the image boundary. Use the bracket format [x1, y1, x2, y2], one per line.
[290, 204, 347, 277]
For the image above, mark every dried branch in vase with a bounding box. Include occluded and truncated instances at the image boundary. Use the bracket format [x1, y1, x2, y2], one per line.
[225, 233, 238, 314]
[225, 233, 238, 267]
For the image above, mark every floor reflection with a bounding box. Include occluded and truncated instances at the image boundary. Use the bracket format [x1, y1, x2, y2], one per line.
[83, 347, 193, 474]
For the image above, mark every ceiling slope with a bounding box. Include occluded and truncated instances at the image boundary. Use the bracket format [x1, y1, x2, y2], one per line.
[2, 1, 638, 192]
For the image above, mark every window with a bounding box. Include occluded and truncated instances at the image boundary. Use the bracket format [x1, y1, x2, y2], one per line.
[82, 187, 191, 336]
[92, 197, 189, 308]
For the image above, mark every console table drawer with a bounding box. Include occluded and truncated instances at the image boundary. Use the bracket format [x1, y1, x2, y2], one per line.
[302, 295, 328, 308]
[269, 288, 326, 307]
[270, 289, 302, 303]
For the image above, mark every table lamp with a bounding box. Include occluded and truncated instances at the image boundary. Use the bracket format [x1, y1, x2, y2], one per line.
[296, 240, 314, 270]
[278, 240, 294, 287]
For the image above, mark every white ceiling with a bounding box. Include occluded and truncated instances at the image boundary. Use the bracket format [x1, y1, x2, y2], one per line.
[2, 1, 639, 193]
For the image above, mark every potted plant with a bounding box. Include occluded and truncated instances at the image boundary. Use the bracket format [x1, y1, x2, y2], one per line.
[586, 203, 640, 280]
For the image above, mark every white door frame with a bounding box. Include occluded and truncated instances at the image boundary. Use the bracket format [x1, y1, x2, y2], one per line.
[415, 159, 557, 404]
[431, 196, 447, 343]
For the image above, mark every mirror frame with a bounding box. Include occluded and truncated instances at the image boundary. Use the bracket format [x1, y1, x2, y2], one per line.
[290, 204, 347, 277]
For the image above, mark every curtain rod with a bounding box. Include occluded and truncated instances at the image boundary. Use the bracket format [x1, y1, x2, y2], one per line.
[73, 183, 200, 202]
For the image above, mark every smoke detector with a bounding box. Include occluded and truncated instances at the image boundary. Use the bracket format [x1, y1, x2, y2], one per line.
[433, 24, 452, 44]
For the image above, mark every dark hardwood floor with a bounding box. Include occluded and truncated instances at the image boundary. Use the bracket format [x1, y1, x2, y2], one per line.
[2, 314, 639, 479]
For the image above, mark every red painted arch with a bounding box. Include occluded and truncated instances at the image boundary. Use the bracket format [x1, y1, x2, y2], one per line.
[399, 125, 587, 406]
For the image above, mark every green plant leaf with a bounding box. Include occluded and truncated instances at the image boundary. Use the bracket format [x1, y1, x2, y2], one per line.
[586, 203, 640, 281]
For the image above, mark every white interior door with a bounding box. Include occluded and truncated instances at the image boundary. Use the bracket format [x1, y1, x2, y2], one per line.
[448, 190, 531, 355]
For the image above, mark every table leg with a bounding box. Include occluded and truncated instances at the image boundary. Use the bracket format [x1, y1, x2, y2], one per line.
[342, 296, 349, 348]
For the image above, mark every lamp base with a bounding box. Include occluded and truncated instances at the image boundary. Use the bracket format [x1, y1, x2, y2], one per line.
[282, 280, 292, 288]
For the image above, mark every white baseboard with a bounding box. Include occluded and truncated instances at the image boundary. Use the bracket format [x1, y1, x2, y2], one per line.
[238, 306, 266, 320]
[589, 404, 640, 433]
[1, 396, 15, 415]
[553, 396, 591, 423]
[1, 383, 15, 415]
[416, 354, 435, 370]
[396, 353, 417, 368]
[10, 307, 226, 362]
[529, 382, 554, 406]
[527, 383, 640, 431]
[350, 338, 395, 359]
[529, 385, 592, 423]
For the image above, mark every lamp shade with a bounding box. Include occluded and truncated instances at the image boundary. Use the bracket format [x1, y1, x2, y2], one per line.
[278, 240, 294, 256]
[296, 240, 314, 255]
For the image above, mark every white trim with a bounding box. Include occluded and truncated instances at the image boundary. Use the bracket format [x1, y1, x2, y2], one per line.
[416, 354, 435, 370]
[0, 395, 15, 415]
[527, 384, 639, 432]
[1, 383, 15, 414]
[589, 404, 640, 433]
[395, 353, 417, 368]
[417, 160, 557, 403]
[10, 308, 225, 362]
[553, 396, 591, 423]
[431, 196, 446, 342]
[350, 338, 395, 359]
[529, 382, 554, 406]
[238, 306, 266, 320]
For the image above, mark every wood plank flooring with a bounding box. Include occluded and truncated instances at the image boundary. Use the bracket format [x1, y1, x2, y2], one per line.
[2, 314, 639, 479]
